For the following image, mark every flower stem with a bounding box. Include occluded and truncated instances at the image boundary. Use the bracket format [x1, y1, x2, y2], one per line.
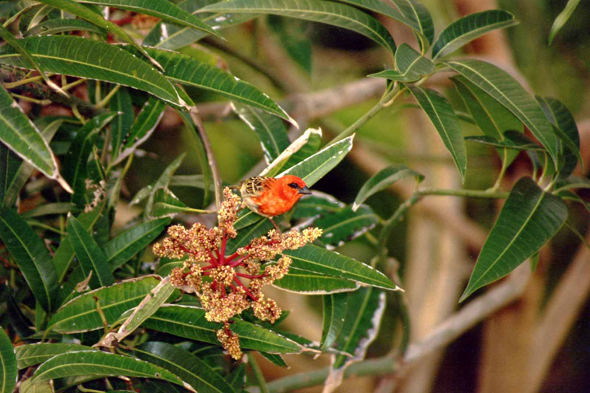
[233, 277, 258, 301]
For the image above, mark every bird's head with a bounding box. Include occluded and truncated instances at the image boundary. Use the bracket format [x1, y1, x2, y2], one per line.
[277, 175, 311, 200]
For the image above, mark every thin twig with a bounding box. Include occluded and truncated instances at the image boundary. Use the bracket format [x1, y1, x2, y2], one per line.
[189, 107, 222, 210]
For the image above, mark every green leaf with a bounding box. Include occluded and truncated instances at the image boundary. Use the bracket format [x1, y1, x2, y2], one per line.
[368, 69, 421, 82]
[0, 36, 182, 106]
[353, 164, 424, 210]
[444, 59, 560, 168]
[262, 127, 322, 178]
[274, 267, 359, 294]
[432, 10, 517, 60]
[0, 86, 70, 191]
[21, 202, 74, 219]
[109, 87, 133, 162]
[258, 352, 288, 368]
[47, 276, 162, 333]
[53, 201, 105, 283]
[537, 96, 581, 179]
[1, 117, 63, 207]
[144, 305, 303, 354]
[145, 154, 185, 215]
[554, 176, 590, 192]
[321, 292, 348, 350]
[395, 43, 434, 76]
[268, 15, 312, 73]
[143, 0, 256, 50]
[284, 244, 400, 290]
[0, 207, 58, 312]
[15, 343, 93, 370]
[548, 0, 581, 44]
[199, 0, 396, 54]
[117, 96, 166, 164]
[24, 18, 106, 36]
[331, 287, 385, 369]
[336, 0, 433, 48]
[30, 351, 186, 387]
[460, 177, 568, 301]
[78, 0, 222, 39]
[67, 215, 114, 289]
[408, 86, 467, 181]
[123, 46, 293, 123]
[134, 342, 234, 393]
[150, 188, 210, 218]
[314, 205, 379, 248]
[34, 0, 167, 72]
[233, 103, 289, 164]
[235, 134, 354, 230]
[465, 132, 544, 151]
[0, 329, 17, 393]
[105, 218, 170, 270]
[292, 192, 343, 220]
[226, 218, 274, 254]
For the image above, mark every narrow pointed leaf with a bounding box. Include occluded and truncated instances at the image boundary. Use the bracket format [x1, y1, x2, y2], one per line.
[199, 0, 396, 54]
[261, 127, 322, 178]
[548, 0, 581, 44]
[0, 86, 69, 191]
[67, 216, 115, 289]
[292, 192, 344, 220]
[30, 351, 186, 387]
[233, 103, 289, 164]
[109, 87, 133, 162]
[0, 36, 181, 105]
[284, 244, 400, 290]
[274, 267, 359, 294]
[105, 218, 171, 270]
[314, 205, 379, 248]
[432, 10, 517, 59]
[336, 0, 433, 47]
[235, 135, 354, 229]
[395, 43, 434, 75]
[368, 69, 421, 82]
[354, 164, 424, 210]
[134, 342, 234, 393]
[78, 0, 223, 39]
[444, 59, 559, 167]
[24, 18, 106, 36]
[465, 132, 544, 151]
[408, 86, 467, 181]
[0, 207, 58, 312]
[145, 154, 185, 215]
[15, 343, 93, 369]
[460, 177, 567, 301]
[554, 176, 590, 192]
[47, 276, 162, 333]
[0, 329, 17, 393]
[144, 305, 303, 354]
[258, 352, 288, 368]
[321, 292, 348, 350]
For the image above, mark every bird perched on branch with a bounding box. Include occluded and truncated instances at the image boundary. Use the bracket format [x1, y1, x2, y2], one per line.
[239, 175, 311, 233]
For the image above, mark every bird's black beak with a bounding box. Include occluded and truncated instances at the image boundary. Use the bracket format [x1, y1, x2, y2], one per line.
[298, 186, 311, 195]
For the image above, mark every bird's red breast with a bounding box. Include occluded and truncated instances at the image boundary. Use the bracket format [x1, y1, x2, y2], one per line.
[240, 175, 311, 218]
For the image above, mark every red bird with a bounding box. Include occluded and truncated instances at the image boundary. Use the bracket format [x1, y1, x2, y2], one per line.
[240, 175, 311, 232]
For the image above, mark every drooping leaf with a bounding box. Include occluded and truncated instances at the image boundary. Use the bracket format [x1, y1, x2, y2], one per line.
[548, 0, 581, 44]
[134, 342, 234, 393]
[0, 86, 70, 191]
[47, 276, 162, 333]
[0, 207, 58, 312]
[465, 132, 544, 151]
[353, 164, 424, 210]
[460, 177, 568, 301]
[30, 351, 186, 388]
[368, 68, 421, 82]
[395, 43, 434, 76]
[77, 0, 222, 38]
[258, 352, 288, 368]
[199, 0, 396, 54]
[15, 343, 94, 369]
[336, 0, 434, 48]
[0, 36, 182, 106]
[0, 329, 16, 393]
[314, 205, 379, 248]
[274, 267, 359, 294]
[143, 305, 303, 354]
[408, 85, 467, 181]
[67, 216, 115, 289]
[284, 244, 400, 291]
[262, 127, 322, 178]
[24, 18, 106, 36]
[233, 103, 289, 164]
[145, 154, 185, 215]
[235, 135, 353, 230]
[444, 59, 559, 168]
[432, 10, 517, 59]
[268, 15, 312, 73]
[105, 218, 171, 270]
[537, 96, 581, 179]
[292, 192, 344, 220]
[5, 291, 35, 338]
[554, 176, 590, 192]
[109, 87, 133, 162]
[321, 292, 348, 350]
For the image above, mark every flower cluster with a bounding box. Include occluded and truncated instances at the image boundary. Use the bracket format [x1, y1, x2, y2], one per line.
[153, 188, 322, 359]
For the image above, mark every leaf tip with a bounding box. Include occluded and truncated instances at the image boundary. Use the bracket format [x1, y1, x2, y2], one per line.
[351, 203, 360, 212]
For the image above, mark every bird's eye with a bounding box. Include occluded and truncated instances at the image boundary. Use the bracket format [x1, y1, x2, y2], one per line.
[288, 182, 299, 189]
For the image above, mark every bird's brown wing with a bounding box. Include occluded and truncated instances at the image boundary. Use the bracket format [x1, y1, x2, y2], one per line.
[240, 176, 276, 198]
